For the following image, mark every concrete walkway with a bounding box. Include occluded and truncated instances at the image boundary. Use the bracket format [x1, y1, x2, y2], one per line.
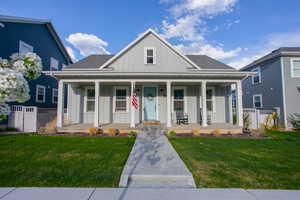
[119, 124, 195, 188]
[1, 188, 299, 200]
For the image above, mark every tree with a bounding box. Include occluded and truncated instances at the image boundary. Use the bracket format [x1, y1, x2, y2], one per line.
[0, 52, 42, 120]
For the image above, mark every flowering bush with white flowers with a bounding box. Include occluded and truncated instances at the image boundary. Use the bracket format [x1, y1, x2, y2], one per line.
[0, 103, 10, 120]
[0, 52, 42, 120]
[10, 52, 42, 80]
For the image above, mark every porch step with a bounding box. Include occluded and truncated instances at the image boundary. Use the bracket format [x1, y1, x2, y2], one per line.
[142, 121, 160, 125]
[127, 175, 195, 188]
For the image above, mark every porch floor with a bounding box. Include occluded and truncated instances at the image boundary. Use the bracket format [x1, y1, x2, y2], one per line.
[166, 123, 243, 134]
[58, 123, 242, 134]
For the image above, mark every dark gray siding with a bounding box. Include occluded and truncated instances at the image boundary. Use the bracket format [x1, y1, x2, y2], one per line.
[0, 21, 69, 108]
[242, 58, 285, 125]
[282, 57, 300, 122]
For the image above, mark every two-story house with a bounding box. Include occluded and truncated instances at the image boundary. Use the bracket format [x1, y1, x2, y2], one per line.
[0, 15, 72, 109]
[241, 47, 300, 128]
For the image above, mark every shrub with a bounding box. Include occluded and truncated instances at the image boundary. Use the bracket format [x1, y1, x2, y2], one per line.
[128, 131, 137, 137]
[169, 130, 177, 137]
[263, 112, 281, 131]
[88, 126, 99, 136]
[212, 129, 221, 136]
[233, 113, 237, 124]
[288, 113, 300, 130]
[108, 128, 119, 136]
[243, 112, 251, 132]
[192, 128, 200, 136]
[43, 118, 57, 134]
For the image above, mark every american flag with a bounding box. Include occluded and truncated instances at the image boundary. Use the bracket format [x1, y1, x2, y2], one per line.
[131, 93, 139, 109]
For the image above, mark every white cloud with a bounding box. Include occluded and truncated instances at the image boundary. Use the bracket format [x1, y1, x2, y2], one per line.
[227, 53, 267, 69]
[65, 46, 76, 61]
[227, 31, 300, 69]
[66, 33, 110, 57]
[175, 42, 242, 59]
[159, 0, 241, 60]
[170, 0, 238, 17]
[267, 32, 300, 47]
[161, 15, 203, 41]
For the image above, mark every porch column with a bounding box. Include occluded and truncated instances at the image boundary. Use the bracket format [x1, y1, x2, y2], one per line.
[130, 81, 135, 128]
[236, 80, 244, 127]
[166, 81, 172, 127]
[228, 85, 233, 124]
[94, 81, 100, 127]
[57, 80, 65, 128]
[201, 81, 208, 127]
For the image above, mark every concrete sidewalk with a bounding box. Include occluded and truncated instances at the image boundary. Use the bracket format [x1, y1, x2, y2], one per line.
[0, 188, 299, 200]
[119, 124, 195, 188]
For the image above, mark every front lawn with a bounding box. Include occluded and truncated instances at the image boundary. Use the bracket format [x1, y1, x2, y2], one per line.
[0, 134, 135, 187]
[170, 131, 300, 189]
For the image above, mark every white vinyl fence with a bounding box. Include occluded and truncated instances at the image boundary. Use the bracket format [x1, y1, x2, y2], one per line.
[8, 106, 57, 132]
[243, 108, 276, 129]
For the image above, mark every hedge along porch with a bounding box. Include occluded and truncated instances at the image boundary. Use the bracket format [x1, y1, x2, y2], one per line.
[48, 29, 253, 131]
[56, 78, 244, 129]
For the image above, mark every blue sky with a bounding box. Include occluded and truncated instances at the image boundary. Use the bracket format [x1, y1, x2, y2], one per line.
[2, 0, 300, 68]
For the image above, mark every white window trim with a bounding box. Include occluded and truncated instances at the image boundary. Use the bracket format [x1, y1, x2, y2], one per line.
[50, 57, 59, 71]
[52, 88, 58, 104]
[144, 47, 156, 65]
[36, 85, 46, 103]
[172, 86, 187, 113]
[253, 94, 263, 108]
[290, 58, 300, 78]
[207, 86, 216, 113]
[113, 86, 129, 113]
[84, 87, 95, 113]
[19, 40, 33, 53]
[251, 67, 261, 84]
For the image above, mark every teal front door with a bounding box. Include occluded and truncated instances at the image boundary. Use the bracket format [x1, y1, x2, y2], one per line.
[144, 87, 157, 121]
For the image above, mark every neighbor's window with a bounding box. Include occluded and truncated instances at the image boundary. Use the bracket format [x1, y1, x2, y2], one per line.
[36, 85, 46, 103]
[85, 88, 95, 112]
[52, 88, 58, 104]
[114, 87, 128, 112]
[251, 67, 261, 84]
[19, 40, 33, 54]
[291, 59, 300, 77]
[50, 57, 59, 70]
[253, 94, 262, 108]
[144, 47, 156, 64]
[173, 88, 185, 112]
[206, 88, 215, 112]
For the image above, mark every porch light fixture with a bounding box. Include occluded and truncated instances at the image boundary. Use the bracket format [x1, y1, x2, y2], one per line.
[297, 85, 300, 92]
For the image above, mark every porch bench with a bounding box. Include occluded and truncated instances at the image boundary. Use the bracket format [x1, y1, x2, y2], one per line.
[176, 112, 189, 125]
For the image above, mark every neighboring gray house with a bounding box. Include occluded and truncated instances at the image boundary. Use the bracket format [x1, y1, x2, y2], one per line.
[0, 15, 72, 108]
[48, 29, 252, 130]
[241, 47, 300, 128]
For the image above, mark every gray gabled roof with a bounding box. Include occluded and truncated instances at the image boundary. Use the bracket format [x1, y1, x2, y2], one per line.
[64, 54, 235, 70]
[186, 55, 234, 70]
[241, 47, 300, 70]
[65, 55, 114, 69]
[0, 15, 73, 64]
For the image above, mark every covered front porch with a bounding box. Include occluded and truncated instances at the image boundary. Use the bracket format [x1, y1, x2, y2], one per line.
[56, 78, 244, 131]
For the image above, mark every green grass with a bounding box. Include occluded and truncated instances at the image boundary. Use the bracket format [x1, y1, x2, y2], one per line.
[170, 131, 300, 189]
[0, 134, 135, 187]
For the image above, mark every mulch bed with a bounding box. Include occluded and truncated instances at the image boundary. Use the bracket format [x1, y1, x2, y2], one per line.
[38, 132, 132, 137]
[169, 133, 267, 138]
